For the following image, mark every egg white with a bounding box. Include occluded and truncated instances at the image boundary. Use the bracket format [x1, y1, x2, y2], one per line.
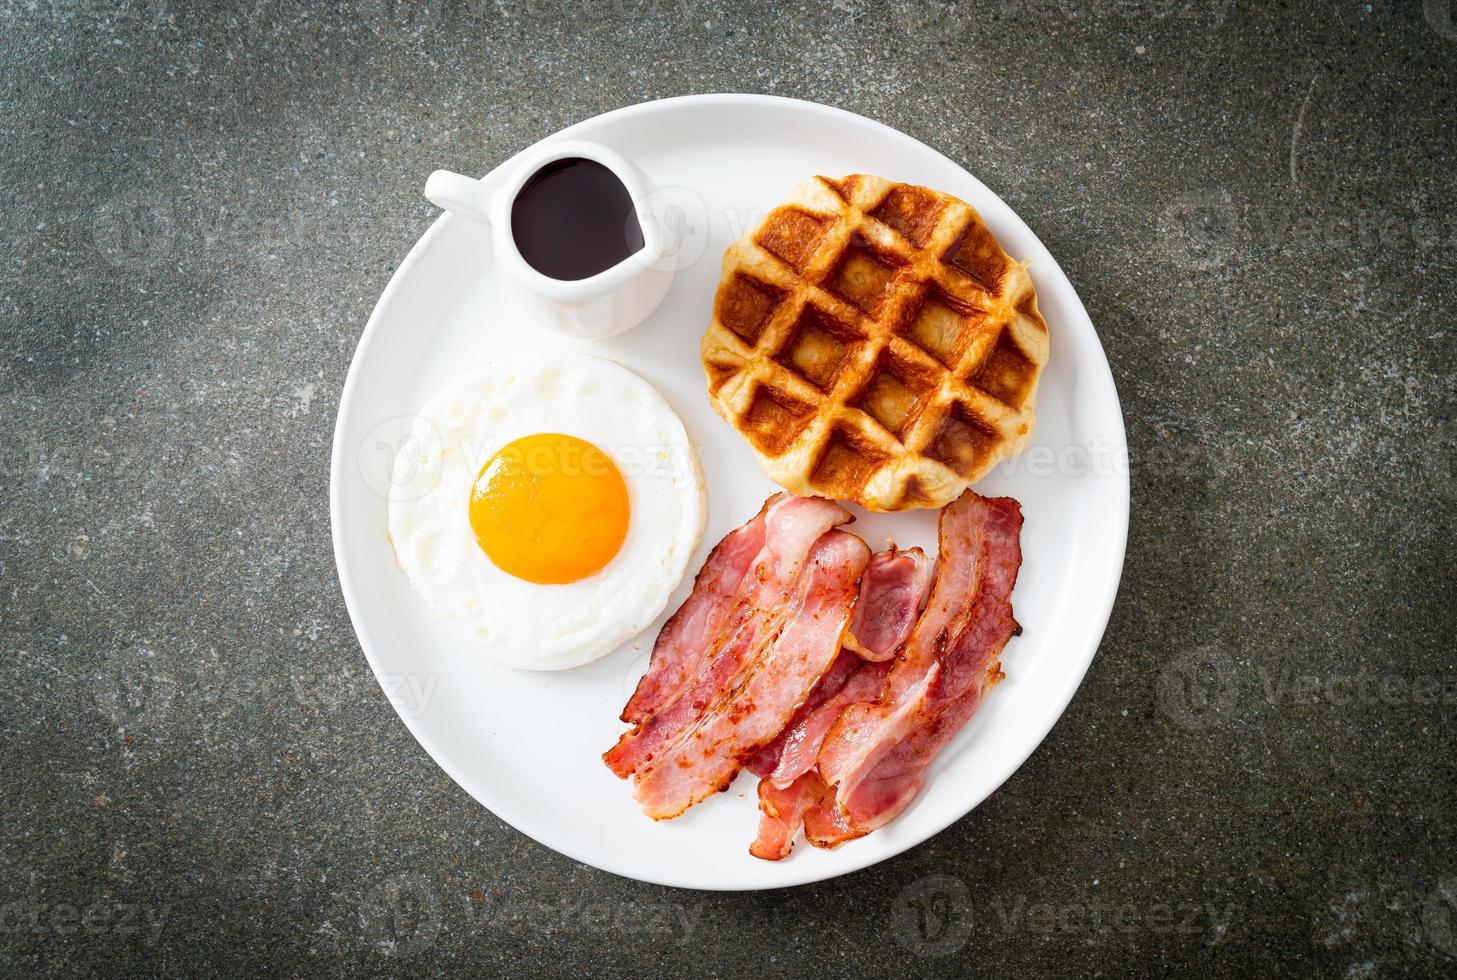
[386, 353, 706, 670]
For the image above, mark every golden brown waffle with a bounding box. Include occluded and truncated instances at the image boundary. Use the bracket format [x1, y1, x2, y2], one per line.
[702, 174, 1049, 512]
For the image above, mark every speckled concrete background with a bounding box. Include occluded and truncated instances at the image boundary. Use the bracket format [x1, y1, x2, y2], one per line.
[1, 0, 1453, 975]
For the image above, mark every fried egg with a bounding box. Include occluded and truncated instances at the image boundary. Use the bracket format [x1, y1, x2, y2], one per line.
[386, 353, 705, 670]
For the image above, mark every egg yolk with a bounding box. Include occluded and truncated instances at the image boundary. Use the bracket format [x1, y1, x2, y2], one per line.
[469, 433, 630, 585]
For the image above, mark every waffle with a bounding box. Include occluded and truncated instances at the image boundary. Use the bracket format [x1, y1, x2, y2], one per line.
[702, 174, 1049, 512]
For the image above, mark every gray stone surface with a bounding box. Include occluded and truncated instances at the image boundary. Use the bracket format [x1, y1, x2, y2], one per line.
[1, 0, 1454, 975]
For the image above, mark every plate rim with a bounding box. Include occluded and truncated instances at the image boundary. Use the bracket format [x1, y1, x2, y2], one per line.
[329, 93, 1130, 891]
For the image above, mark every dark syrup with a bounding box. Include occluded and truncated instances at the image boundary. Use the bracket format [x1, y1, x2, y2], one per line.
[510, 157, 644, 281]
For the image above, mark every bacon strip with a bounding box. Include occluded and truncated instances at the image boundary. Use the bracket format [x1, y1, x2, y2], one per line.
[745, 649, 858, 779]
[748, 545, 931, 779]
[749, 542, 932, 860]
[812, 491, 1023, 844]
[749, 657, 891, 861]
[749, 772, 827, 861]
[802, 782, 860, 848]
[844, 545, 933, 661]
[604, 495, 851, 779]
[768, 657, 891, 789]
[621, 495, 778, 725]
[631, 530, 869, 820]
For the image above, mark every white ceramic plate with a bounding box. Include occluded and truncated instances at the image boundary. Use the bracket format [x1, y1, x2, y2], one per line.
[330, 95, 1128, 890]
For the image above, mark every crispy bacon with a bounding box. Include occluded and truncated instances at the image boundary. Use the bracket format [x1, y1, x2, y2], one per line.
[749, 545, 931, 779]
[767, 657, 891, 790]
[844, 545, 933, 661]
[749, 657, 891, 861]
[608, 488, 1026, 861]
[630, 530, 869, 820]
[813, 491, 1023, 843]
[621, 495, 778, 725]
[745, 649, 858, 779]
[747, 539, 933, 861]
[604, 495, 851, 779]
[803, 783, 860, 848]
[749, 772, 827, 861]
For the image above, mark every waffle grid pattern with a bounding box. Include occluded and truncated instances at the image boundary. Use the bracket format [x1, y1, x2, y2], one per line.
[702, 174, 1049, 511]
